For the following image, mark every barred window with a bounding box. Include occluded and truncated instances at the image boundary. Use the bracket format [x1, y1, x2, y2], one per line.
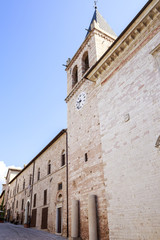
[58, 182, 62, 191]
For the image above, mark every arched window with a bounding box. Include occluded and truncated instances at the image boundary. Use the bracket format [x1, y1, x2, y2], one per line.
[61, 150, 65, 167]
[72, 65, 78, 88]
[82, 51, 89, 74]
[48, 160, 51, 175]
[37, 168, 40, 181]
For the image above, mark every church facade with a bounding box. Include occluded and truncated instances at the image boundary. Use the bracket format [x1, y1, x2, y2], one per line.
[1, 0, 160, 239]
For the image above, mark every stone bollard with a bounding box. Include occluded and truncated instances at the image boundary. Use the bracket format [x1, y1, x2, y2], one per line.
[71, 199, 80, 239]
[88, 195, 98, 240]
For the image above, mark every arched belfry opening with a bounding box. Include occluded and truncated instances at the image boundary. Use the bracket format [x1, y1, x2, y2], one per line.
[72, 65, 78, 88]
[82, 51, 89, 74]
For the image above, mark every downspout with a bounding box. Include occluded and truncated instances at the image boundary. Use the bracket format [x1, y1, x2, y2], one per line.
[13, 178, 18, 219]
[30, 161, 35, 217]
[66, 130, 69, 237]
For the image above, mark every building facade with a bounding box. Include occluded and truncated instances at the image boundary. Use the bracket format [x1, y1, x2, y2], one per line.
[1, 0, 160, 239]
[3, 130, 68, 237]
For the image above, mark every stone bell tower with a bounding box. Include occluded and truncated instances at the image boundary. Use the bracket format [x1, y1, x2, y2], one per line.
[66, 6, 117, 97]
[65, 6, 116, 240]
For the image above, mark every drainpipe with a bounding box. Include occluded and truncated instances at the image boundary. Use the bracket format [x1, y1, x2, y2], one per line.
[30, 161, 35, 218]
[66, 130, 69, 237]
[13, 178, 18, 220]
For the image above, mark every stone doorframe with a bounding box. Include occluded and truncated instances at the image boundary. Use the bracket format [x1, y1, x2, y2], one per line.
[56, 202, 63, 235]
[24, 200, 30, 225]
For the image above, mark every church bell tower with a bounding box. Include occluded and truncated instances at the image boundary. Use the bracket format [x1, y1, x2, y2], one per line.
[65, 5, 116, 240]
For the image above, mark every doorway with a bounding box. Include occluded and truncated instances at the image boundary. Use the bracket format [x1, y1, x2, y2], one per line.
[24, 201, 30, 224]
[56, 207, 62, 234]
[41, 207, 48, 229]
[31, 209, 37, 227]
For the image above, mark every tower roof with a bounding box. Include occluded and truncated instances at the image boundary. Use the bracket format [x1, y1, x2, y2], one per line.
[86, 9, 117, 38]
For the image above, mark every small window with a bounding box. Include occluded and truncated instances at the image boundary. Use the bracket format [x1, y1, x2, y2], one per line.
[44, 189, 47, 205]
[58, 182, 62, 191]
[37, 168, 40, 181]
[82, 51, 89, 74]
[85, 153, 88, 162]
[61, 151, 65, 166]
[48, 160, 51, 175]
[33, 193, 37, 208]
[72, 65, 78, 88]
[21, 199, 24, 210]
[16, 200, 18, 208]
[12, 202, 14, 209]
[23, 180, 25, 190]
[17, 184, 19, 193]
[29, 174, 32, 185]
[151, 43, 160, 70]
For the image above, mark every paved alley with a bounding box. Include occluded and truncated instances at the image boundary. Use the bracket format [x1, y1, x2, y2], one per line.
[0, 223, 67, 240]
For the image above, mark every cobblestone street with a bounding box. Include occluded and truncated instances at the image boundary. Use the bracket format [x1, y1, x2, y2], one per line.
[0, 223, 67, 240]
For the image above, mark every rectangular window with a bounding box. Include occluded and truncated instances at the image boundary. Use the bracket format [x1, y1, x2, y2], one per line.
[61, 154, 65, 166]
[12, 202, 14, 209]
[16, 200, 18, 208]
[37, 169, 40, 181]
[44, 189, 47, 205]
[33, 193, 37, 208]
[85, 153, 88, 162]
[48, 161, 51, 175]
[29, 174, 32, 185]
[58, 182, 62, 191]
[21, 199, 24, 210]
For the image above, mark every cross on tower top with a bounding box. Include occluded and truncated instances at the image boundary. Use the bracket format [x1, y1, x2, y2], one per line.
[94, 0, 98, 9]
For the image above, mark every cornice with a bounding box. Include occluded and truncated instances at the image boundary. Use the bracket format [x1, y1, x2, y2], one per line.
[86, 0, 160, 82]
[8, 129, 67, 185]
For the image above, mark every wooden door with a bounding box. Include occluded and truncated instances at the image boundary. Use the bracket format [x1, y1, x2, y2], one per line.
[57, 207, 62, 233]
[21, 212, 24, 224]
[41, 207, 48, 229]
[31, 209, 37, 227]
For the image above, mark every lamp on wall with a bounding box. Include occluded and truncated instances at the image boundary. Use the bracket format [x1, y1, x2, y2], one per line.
[155, 135, 160, 148]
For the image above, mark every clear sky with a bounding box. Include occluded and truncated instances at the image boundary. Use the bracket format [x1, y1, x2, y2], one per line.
[0, 0, 148, 192]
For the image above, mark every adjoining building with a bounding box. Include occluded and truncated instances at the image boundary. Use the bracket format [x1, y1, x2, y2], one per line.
[1, 0, 160, 239]
[3, 130, 68, 236]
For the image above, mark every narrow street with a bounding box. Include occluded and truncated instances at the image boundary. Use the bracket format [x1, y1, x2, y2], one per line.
[0, 223, 67, 240]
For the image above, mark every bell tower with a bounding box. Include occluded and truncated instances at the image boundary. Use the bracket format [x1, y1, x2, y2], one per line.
[65, 6, 116, 240]
[65, 7, 116, 98]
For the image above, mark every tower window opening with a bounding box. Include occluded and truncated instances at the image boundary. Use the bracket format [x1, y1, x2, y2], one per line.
[82, 52, 89, 74]
[72, 65, 78, 88]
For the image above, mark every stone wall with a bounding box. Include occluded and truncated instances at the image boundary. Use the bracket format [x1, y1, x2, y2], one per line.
[66, 26, 114, 240]
[4, 130, 67, 237]
[97, 14, 160, 240]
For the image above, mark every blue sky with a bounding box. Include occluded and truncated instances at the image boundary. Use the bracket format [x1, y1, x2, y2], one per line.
[0, 0, 148, 191]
